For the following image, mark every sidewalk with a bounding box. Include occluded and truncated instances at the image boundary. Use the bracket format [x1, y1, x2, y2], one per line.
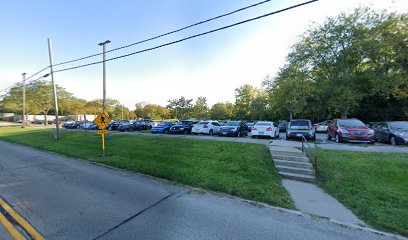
[270, 142, 365, 226]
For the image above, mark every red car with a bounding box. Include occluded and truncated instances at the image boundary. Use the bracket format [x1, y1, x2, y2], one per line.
[327, 118, 374, 143]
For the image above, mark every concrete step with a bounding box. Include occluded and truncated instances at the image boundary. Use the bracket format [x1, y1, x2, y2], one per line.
[272, 154, 310, 163]
[270, 149, 306, 157]
[276, 165, 315, 176]
[279, 171, 316, 183]
[273, 159, 313, 169]
[270, 146, 303, 153]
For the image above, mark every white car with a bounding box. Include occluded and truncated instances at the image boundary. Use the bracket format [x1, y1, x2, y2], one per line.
[192, 120, 220, 135]
[251, 121, 280, 139]
[315, 122, 328, 132]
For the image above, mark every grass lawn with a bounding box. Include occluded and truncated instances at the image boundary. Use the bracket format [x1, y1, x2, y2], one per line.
[317, 149, 408, 236]
[0, 127, 295, 209]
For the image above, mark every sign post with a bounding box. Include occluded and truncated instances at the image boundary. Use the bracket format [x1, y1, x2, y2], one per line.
[93, 113, 111, 158]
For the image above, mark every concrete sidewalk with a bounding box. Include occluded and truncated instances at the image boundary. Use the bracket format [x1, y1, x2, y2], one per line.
[270, 144, 364, 226]
[282, 179, 364, 225]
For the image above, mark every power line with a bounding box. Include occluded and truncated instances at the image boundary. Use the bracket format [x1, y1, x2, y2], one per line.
[54, 0, 318, 73]
[53, 0, 274, 67]
[0, 66, 50, 94]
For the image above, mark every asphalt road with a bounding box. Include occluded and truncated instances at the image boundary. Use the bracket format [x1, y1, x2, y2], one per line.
[0, 140, 400, 240]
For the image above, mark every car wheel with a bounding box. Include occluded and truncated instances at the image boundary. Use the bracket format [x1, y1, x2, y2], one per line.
[164, 129, 169, 134]
[390, 136, 397, 146]
[209, 129, 213, 136]
[237, 131, 241, 137]
[335, 133, 342, 143]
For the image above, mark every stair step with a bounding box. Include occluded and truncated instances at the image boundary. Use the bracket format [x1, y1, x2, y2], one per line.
[273, 159, 313, 169]
[270, 150, 306, 157]
[276, 165, 315, 175]
[272, 154, 310, 162]
[279, 171, 316, 183]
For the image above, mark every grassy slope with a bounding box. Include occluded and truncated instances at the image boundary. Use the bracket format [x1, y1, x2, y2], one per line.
[317, 149, 408, 236]
[0, 127, 295, 209]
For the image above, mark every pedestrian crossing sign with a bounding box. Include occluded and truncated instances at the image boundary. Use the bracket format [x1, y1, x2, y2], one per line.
[93, 113, 111, 129]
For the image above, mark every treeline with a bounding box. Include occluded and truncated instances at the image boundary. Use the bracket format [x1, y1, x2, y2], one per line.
[1, 8, 406, 122]
[139, 8, 407, 122]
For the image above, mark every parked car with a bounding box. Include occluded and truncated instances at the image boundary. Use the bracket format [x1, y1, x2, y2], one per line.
[278, 120, 288, 132]
[314, 122, 329, 133]
[87, 123, 99, 130]
[191, 120, 220, 135]
[151, 122, 175, 134]
[78, 121, 93, 129]
[251, 121, 279, 139]
[62, 121, 75, 128]
[327, 118, 374, 143]
[286, 119, 315, 141]
[118, 122, 134, 132]
[374, 121, 408, 145]
[107, 121, 119, 130]
[169, 120, 194, 134]
[246, 121, 257, 133]
[64, 122, 80, 129]
[217, 121, 248, 137]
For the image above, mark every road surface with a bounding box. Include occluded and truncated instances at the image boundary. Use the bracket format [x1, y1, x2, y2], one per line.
[0, 140, 399, 240]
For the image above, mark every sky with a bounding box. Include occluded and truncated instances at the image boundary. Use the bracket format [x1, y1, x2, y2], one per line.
[0, 0, 407, 109]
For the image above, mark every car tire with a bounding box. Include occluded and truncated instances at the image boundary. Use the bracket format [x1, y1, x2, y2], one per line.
[209, 129, 213, 136]
[390, 136, 397, 146]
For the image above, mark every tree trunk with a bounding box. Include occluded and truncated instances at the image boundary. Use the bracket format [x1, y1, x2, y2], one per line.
[341, 108, 348, 118]
[44, 111, 49, 126]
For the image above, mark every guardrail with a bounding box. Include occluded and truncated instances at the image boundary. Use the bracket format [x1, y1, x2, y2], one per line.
[301, 136, 317, 174]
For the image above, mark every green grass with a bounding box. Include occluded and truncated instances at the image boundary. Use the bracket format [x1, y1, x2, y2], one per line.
[0, 127, 295, 209]
[317, 149, 408, 236]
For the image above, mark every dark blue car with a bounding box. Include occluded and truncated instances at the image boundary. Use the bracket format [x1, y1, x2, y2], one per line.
[151, 122, 174, 134]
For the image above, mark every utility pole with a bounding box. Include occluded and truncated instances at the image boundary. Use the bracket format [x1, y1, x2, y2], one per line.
[98, 40, 110, 115]
[21, 73, 26, 128]
[47, 38, 60, 140]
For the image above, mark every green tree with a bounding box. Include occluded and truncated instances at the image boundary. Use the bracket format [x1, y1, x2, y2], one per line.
[193, 96, 209, 120]
[166, 96, 193, 119]
[210, 102, 234, 120]
[234, 84, 256, 120]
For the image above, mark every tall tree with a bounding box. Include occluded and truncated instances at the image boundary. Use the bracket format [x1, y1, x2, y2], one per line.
[193, 96, 209, 120]
[234, 84, 256, 120]
[166, 96, 193, 119]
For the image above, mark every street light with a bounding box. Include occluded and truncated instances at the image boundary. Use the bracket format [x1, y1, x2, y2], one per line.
[98, 40, 111, 115]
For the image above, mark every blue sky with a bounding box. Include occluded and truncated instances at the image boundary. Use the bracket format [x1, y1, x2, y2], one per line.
[1, 0, 406, 109]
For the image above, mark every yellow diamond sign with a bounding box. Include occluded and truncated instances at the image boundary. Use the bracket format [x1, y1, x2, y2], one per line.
[93, 113, 111, 129]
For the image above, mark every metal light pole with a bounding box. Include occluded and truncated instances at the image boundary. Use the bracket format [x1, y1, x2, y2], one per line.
[98, 40, 110, 114]
[21, 73, 26, 128]
[47, 38, 60, 140]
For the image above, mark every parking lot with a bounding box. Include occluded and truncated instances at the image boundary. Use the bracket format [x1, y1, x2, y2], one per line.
[78, 129, 408, 153]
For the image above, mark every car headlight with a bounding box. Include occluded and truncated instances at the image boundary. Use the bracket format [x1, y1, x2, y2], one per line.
[367, 130, 374, 135]
[180, 128, 184, 130]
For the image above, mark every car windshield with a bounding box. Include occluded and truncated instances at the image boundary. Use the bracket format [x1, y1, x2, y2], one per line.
[255, 122, 271, 126]
[339, 119, 365, 127]
[390, 122, 408, 130]
[158, 122, 169, 126]
[225, 122, 240, 126]
[181, 121, 192, 125]
[290, 120, 309, 126]
[198, 122, 209, 125]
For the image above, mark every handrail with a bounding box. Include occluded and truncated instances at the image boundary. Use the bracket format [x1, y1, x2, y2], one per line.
[301, 136, 317, 175]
